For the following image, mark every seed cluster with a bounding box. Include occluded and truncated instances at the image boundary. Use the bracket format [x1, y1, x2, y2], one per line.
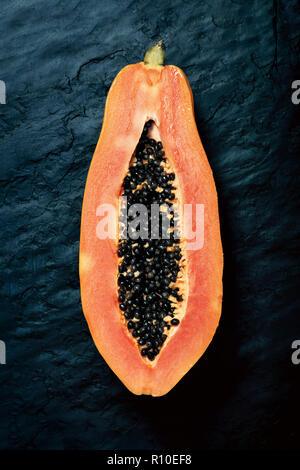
[118, 120, 183, 361]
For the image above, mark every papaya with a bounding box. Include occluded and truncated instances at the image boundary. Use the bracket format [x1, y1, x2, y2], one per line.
[79, 41, 223, 396]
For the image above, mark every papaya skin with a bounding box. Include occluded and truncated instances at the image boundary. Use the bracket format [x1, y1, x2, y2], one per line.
[79, 42, 223, 396]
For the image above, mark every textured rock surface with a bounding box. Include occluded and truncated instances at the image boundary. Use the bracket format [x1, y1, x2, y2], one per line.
[0, 0, 299, 450]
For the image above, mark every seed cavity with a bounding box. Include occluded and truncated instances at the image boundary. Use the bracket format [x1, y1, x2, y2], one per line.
[118, 120, 185, 362]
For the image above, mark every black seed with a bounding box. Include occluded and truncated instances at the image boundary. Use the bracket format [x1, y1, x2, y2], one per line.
[124, 312, 133, 320]
[147, 351, 155, 361]
[171, 318, 180, 326]
[118, 121, 184, 357]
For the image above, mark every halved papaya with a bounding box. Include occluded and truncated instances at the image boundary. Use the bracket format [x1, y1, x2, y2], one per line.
[79, 41, 223, 396]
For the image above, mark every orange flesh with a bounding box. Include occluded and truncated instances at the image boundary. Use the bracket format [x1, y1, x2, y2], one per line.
[79, 62, 223, 396]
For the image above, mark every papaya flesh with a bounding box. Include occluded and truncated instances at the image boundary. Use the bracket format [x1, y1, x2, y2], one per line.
[79, 42, 223, 396]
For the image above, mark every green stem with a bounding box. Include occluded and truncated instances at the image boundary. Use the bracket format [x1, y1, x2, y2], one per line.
[144, 40, 165, 66]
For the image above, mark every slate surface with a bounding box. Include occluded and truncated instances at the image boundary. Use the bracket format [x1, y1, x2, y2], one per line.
[0, 0, 299, 450]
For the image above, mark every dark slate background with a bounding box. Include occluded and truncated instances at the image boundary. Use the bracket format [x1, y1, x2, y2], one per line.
[0, 0, 299, 450]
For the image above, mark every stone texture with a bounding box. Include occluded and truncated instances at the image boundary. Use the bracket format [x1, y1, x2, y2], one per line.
[0, 0, 299, 450]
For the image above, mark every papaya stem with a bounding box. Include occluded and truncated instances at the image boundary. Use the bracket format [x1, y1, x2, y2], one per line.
[144, 40, 165, 66]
